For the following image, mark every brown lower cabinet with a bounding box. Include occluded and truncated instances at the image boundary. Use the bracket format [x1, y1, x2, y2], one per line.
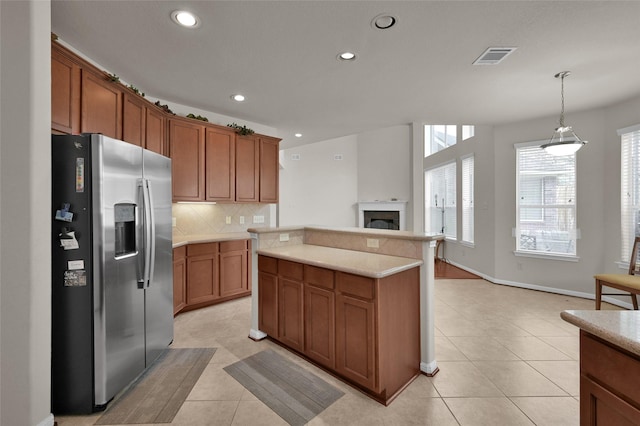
[173, 239, 251, 315]
[257, 254, 420, 405]
[580, 331, 640, 425]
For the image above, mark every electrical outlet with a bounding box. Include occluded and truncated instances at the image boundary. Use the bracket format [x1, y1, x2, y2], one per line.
[279, 233, 289, 242]
[172, 217, 176, 227]
[253, 215, 264, 223]
[240, 216, 245, 224]
[225, 216, 231, 224]
[367, 238, 379, 248]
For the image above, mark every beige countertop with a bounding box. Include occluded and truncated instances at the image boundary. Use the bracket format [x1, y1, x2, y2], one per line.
[561, 310, 640, 356]
[248, 225, 443, 242]
[257, 244, 423, 279]
[172, 232, 251, 248]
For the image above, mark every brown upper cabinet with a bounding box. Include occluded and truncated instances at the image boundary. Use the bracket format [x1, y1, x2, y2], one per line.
[51, 40, 279, 202]
[206, 126, 236, 201]
[169, 118, 205, 201]
[51, 44, 80, 135]
[81, 71, 122, 139]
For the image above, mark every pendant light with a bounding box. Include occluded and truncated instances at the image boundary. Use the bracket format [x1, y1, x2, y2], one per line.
[541, 71, 588, 156]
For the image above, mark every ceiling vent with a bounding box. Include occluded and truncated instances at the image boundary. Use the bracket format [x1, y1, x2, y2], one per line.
[472, 47, 517, 65]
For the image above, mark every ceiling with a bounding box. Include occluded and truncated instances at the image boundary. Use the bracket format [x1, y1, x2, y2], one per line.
[51, 1, 640, 148]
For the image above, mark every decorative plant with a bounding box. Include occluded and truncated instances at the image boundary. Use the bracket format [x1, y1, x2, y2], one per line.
[108, 73, 120, 83]
[154, 101, 175, 115]
[127, 84, 145, 97]
[227, 123, 254, 135]
[187, 113, 209, 122]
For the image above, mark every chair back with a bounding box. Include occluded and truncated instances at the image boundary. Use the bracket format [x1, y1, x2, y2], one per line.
[629, 236, 640, 275]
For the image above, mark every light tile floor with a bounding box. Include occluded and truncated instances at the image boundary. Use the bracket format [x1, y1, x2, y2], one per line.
[55, 278, 622, 426]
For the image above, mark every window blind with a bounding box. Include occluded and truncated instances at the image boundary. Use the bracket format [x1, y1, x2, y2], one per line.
[620, 126, 640, 261]
[516, 145, 576, 255]
[425, 161, 456, 238]
[462, 155, 474, 243]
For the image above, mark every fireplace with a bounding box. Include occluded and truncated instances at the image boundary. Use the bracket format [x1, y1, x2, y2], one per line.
[358, 201, 407, 231]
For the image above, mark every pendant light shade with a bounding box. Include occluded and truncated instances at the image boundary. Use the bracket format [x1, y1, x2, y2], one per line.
[541, 71, 588, 156]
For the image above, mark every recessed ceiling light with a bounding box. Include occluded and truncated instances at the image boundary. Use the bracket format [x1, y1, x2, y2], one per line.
[295, 133, 302, 138]
[171, 10, 200, 28]
[231, 94, 245, 102]
[371, 14, 397, 30]
[338, 52, 356, 61]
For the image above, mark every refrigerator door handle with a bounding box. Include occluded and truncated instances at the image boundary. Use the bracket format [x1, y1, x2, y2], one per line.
[141, 178, 153, 289]
[136, 180, 146, 288]
[145, 179, 156, 288]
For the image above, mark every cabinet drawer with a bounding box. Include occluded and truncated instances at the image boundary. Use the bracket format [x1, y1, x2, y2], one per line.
[187, 242, 218, 257]
[258, 255, 278, 274]
[336, 272, 374, 300]
[173, 245, 186, 260]
[220, 239, 247, 252]
[305, 265, 334, 289]
[279, 260, 303, 280]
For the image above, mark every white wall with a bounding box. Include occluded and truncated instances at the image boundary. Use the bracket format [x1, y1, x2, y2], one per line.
[279, 135, 358, 227]
[422, 125, 496, 278]
[0, 1, 54, 425]
[357, 125, 411, 202]
[492, 109, 607, 296]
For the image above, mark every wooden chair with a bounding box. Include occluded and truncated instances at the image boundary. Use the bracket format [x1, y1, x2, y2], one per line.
[595, 236, 640, 310]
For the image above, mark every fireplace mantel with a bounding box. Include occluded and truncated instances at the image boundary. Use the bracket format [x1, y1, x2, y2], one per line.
[358, 201, 407, 231]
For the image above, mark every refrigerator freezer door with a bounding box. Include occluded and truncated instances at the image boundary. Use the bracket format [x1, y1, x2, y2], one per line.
[143, 149, 174, 365]
[92, 135, 146, 406]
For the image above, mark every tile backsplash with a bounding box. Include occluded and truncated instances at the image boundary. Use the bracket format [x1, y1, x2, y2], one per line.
[172, 203, 273, 236]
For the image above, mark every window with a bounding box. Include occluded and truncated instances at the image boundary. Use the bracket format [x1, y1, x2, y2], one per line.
[461, 155, 474, 243]
[462, 125, 475, 141]
[516, 144, 577, 256]
[425, 162, 456, 238]
[425, 125, 456, 156]
[425, 125, 475, 157]
[620, 124, 640, 261]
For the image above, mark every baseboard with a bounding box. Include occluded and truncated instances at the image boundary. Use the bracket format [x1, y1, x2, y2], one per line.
[37, 414, 55, 426]
[443, 259, 634, 310]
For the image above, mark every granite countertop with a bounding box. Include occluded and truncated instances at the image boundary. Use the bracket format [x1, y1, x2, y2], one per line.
[257, 244, 423, 279]
[561, 310, 640, 356]
[172, 232, 251, 248]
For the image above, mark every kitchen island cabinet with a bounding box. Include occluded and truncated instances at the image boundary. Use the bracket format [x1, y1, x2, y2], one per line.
[257, 249, 421, 405]
[562, 310, 640, 425]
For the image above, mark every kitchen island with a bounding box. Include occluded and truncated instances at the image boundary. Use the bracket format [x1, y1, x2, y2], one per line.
[247, 226, 443, 404]
[561, 310, 640, 424]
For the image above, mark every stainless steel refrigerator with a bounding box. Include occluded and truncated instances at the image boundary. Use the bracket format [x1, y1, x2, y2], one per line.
[51, 134, 173, 414]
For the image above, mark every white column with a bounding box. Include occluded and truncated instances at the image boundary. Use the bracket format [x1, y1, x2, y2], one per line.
[248, 233, 266, 340]
[420, 240, 439, 375]
[1, 1, 54, 425]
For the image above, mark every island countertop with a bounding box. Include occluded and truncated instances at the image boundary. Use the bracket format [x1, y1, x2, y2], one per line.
[257, 244, 423, 279]
[248, 225, 443, 242]
[561, 310, 640, 357]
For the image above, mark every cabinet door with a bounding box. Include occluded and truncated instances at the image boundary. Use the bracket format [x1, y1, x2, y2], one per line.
[206, 127, 236, 201]
[258, 271, 278, 337]
[259, 136, 280, 203]
[51, 46, 80, 134]
[305, 285, 335, 368]
[145, 107, 166, 155]
[235, 135, 259, 202]
[279, 278, 304, 352]
[336, 294, 376, 391]
[173, 247, 186, 315]
[219, 241, 248, 298]
[81, 72, 122, 139]
[581, 375, 640, 425]
[186, 244, 218, 305]
[169, 119, 205, 201]
[122, 93, 145, 147]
